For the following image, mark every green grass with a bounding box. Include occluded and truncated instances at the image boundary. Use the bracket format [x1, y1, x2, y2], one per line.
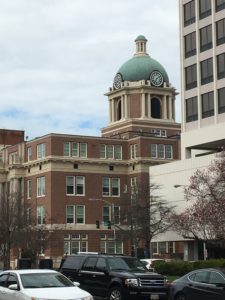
[167, 275, 180, 283]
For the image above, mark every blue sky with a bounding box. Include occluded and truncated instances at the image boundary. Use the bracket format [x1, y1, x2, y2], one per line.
[0, 0, 180, 139]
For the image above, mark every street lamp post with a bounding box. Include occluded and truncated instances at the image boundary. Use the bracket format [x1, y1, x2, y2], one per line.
[89, 198, 117, 253]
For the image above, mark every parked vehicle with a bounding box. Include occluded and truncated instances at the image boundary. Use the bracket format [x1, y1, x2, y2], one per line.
[169, 268, 225, 300]
[140, 258, 166, 271]
[0, 269, 93, 300]
[60, 253, 169, 300]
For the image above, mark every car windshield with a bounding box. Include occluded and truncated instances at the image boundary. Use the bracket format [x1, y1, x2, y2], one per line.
[20, 273, 75, 289]
[108, 257, 147, 272]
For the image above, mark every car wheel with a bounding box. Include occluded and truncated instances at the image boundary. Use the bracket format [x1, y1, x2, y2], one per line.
[109, 286, 123, 300]
[175, 293, 186, 300]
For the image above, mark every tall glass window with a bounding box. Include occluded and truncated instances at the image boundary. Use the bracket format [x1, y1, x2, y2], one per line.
[184, 32, 196, 58]
[185, 64, 197, 90]
[216, 18, 225, 46]
[216, 0, 225, 12]
[202, 92, 214, 118]
[218, 87, 225, 114]
[200, 25, 212, 52]
[217, 53, 225, 79]
[186, 96, 198, 122]
[184, 0, 195, 26]
[201, 58, 213, 85]
[199, 0, 211, 19]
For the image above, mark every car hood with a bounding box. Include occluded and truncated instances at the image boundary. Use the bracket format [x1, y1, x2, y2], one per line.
[23, 286, 91, 299]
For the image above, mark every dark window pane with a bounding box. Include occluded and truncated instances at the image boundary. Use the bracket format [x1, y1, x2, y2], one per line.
[184, 0, 195, 26]
[185, 32, 196, 58]
[216, 0, 225, 12]
[185, 64, 197, 90]
[217, 53, 225, 79]
[186, 96, 198, 122]
[216, 19, 225, 46]
[218, 87, 225, 113]
[202, 92, 214, 118]
[199, 0, 211, 19]
[200, 25, 212, 52]
[201, 58, 213, 85]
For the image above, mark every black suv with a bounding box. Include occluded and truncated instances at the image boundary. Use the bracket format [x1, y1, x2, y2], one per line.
[60, 254, 168, 300]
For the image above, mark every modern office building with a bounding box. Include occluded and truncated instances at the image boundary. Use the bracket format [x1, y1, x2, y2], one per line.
[150, 0, 225, 261]
[0, 36, 181, 266]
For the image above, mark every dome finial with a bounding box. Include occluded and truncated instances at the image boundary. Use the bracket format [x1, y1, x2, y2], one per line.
[134, 35, 149, 56]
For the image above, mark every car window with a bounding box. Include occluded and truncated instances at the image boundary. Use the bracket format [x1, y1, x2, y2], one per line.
[209, 271, 225, 284]
[62, 255, 85, 270]
[190, 271, 209, 283]
[21, 273, 74, 289]
[96, 258, 107, 271]
[82, 257, 98, 271]
[6, 274, 18, 288]
[0, 274, 9, 287]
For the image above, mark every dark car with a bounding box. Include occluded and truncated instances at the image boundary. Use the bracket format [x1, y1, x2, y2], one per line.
[60, 253, 169, 300]
[169, 268, 225, 300]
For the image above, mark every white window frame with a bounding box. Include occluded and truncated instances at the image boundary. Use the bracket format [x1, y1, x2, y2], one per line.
[37, 176, 46, 197]
[37, 206, 46, 224]
[158, 144, 165, 159]
[165, 144, 173, 159]
[66, 205, 85, 224]
[130, 144, 137, 159]
[151, 144, 158, 158]
[37, 143, 46, 159]
[27, 180, 32, 199]
[27, 147, 32, 161]
[102, 177, 120, 197]
[66, 176, 85, 196]
[63, 142, 87, 158]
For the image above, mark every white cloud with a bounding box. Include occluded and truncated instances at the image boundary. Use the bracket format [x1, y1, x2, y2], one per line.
[0, 0, 180, 139]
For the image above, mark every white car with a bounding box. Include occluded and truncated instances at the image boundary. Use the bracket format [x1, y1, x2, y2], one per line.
[0, 269, 93, 300]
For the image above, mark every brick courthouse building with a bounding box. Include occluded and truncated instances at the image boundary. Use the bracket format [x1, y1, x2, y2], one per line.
[0, 36, 180, 266]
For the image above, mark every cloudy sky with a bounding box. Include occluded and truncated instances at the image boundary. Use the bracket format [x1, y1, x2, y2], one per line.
[0, 0, 180, 140]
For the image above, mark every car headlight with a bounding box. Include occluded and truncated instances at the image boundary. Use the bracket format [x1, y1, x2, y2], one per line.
[124, 278, 139, 287]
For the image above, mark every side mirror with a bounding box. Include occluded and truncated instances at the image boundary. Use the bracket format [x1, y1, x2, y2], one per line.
[8, 284, 18, 290]
[73, 281, 80, 287]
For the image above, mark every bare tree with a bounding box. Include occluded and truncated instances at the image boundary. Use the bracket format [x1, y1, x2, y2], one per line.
[120, 178, 175, 257]
[173, 152, 225, 249]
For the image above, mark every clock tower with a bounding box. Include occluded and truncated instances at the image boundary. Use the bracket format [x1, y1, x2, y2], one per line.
[102, 35, 180, 139]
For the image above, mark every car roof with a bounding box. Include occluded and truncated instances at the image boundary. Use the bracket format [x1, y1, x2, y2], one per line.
[2, 269, 57, 275]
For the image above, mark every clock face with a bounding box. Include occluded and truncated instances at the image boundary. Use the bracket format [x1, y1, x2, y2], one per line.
[150, 71, 163, 87]
[113, 73, 123, 89]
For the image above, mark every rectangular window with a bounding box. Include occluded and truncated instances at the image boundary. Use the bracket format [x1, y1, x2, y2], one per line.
[103, 206, 110, 225]
[200, 25, 212, 52]
[63, 142, 87, 158]
[158, 144, 165, 159]
[202, 91, 214, 118]
[216, 18, 225, 46]
[100, 144, 122, 160]
[184, 0, 195, 26]
[100, 144, 106, 159]
[76, 176, 85, 195]
[184, 31, 196, 58]
[102, 177, 120, 197]
[64, 142, 70, 157]
[37, 206, 46, 224]
[114, 206, 120, 225]
[66, 176, 74, 195]
[37, 143, 46, 159]
[199, 0, 211, 19]
[27, 147, 32, 162]
[66, 205, 74, 223]
[37, 176, 46, 197]
[185, 64, 197, 90]
[159, 242, 167, 254]
[130, 144, 137, 159]
[102, 177, 110, 196]
[27, 180, 32, 199]
[152, 242, 158, 254]
[165, 145, 173, 159]
[186, 96, 198, 122]
[151, 144, 157, 158]
[217, 53, 225, 79]
[218, 87, 225, 114]
[201, 58, 213, 85]
[66, 205, 85, 224]
[216, 0, 225, 12]
[76, 205, 84, 224]
[111, 178, 120, 196]
[80, 143, 87, 158]
[66, 176, 85, 196]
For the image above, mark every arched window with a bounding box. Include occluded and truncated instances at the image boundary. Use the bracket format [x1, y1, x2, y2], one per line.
[151, 97, 161, 119]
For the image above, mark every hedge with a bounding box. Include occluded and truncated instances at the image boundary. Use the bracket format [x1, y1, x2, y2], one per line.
[154, 259, 225, 276]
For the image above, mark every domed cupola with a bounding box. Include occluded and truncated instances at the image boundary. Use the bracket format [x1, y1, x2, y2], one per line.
[113, 35, 169, 89]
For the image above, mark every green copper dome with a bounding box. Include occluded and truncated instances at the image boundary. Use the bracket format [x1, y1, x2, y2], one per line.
[113, 35, 169, 87]
[118, 55, 169, 83]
